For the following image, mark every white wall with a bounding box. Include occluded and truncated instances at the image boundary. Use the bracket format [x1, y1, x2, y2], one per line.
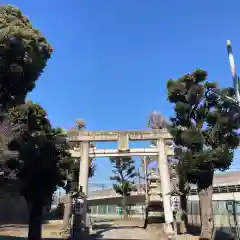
[188, 192, 240, 201]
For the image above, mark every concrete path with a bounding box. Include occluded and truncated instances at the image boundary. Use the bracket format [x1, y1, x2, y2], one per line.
[91, 221, 150, 239]
[90, 219, 168, 240]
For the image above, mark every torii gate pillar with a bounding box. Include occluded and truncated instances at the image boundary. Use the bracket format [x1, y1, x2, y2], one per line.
[157, 139, 174, 233]
[78, 141, 89, 226]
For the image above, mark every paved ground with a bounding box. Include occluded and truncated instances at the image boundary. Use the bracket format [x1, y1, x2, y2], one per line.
[90, 218, 168, 239]
[90, 218, 200, 240]
[0, 218, 169, 240]
[0, 218, 200, 239]
[0, 223, 62, 239]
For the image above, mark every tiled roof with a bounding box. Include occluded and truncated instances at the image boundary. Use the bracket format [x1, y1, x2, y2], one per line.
[88, 188, 116, 198]
[88, 185, 144, 198]
[212, 171, 240, 186]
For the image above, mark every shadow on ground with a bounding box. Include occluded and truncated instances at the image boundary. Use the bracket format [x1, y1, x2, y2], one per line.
[0, 219, 28, 226]
[0, 225, 27, 230]
[91, 219, 115, 224]
[0, 237, 60, 240]
[185, 224, 236, 240]
[43, 204, 63, 223]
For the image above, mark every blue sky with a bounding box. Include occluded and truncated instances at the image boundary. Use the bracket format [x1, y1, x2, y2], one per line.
[4, 0, 240, 187]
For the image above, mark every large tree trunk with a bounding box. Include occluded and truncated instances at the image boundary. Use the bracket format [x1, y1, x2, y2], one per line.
[122, 196, 128, 219]
[197, 170, 214, 240]
[28, 201, 43, 240]
[61, 192, 72, 237]
[179, 192, 188, 234]
[178, 177, 188, 234]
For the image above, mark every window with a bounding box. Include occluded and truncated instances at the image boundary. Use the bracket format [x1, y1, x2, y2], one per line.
[234, 201, 240, 215]
[107, 205, 117, 214]
[98, 205, 107, 214]
[216, 201, 227, 215]
[212, 201, 218, 214]
[219, 186, 228, 193]
[90, 206, 97, 214]
[188, 201, 199, 215]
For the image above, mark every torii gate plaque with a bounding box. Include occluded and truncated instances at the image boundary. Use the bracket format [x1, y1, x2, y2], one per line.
[67, 129, 175, 232]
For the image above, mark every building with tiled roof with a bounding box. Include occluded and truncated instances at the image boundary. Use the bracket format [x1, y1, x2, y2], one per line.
[88, 171, 240, 201]
[86, 171, 240, 227]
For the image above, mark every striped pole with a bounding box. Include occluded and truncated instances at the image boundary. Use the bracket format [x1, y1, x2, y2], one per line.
[226, 40, 240, 103]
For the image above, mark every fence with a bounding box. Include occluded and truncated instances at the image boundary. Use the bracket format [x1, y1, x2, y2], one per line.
[89, 200, 240, 226]
[89, 204, 145, 218]
[187, 200, 240, 226]
[188, 200, 240, 239]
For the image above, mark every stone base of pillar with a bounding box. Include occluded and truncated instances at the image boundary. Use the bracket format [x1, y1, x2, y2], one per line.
[72, 215, 88, 240]
[163, 222, 175, 236]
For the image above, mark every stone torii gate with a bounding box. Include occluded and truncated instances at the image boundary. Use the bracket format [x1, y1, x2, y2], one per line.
[67, 129, 175, 232]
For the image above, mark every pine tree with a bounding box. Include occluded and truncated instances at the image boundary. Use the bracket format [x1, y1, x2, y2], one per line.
[110, 156, 137, 219]
[167, 69, 240, 239]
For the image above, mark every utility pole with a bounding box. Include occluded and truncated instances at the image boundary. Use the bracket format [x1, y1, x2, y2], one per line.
[142, 156, 149, 224]
[211, 40, 240, 107]
[137, 167, 141, 193]
[226, 40, 240, 103]
[143, 156, 148, 203]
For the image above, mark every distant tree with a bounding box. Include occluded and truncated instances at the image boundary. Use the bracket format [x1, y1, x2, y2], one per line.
[148, 111, 168, 130]
[7, 102, 70, 240]
[70, 158, 96, 189]
[167, 69, 240, 239]
[0, 5, 52, 179]
[110, 156, 137, 219]
[76, 119, 86, 130]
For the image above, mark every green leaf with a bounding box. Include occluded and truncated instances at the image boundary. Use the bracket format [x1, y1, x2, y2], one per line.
[109, 156, 137, 197]
[166, 70, 240, 185]
[6, 102, 73, 204]
[0, 5, 53, 112]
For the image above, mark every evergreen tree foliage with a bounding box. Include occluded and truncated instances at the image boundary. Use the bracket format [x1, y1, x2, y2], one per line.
[0, 4, 53, 182]
[0, 5, 53, 111]
[7, 101, 71, 240]
[110, 156, 137, 218]
[64, 157, 96, 193]
[167, 69, 240, 239]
